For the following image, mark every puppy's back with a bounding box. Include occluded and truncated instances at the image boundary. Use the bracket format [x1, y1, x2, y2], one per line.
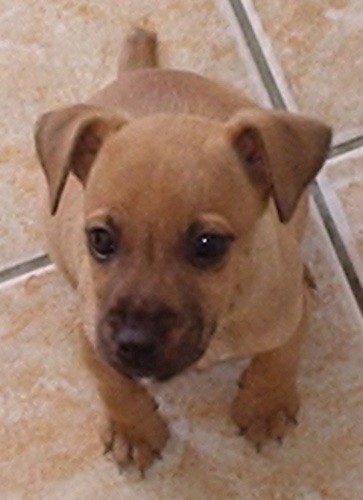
[89, 68, 257, 121]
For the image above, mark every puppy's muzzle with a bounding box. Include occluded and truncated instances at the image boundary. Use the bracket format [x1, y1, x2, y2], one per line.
[96, 290, 210, 381]
[98, 299, 183, 379]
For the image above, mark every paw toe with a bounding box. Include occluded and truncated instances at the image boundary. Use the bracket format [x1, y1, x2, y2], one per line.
[112, 432, 131, 469]
[244, 418, 268, 449]
[268, 409, 288, 440]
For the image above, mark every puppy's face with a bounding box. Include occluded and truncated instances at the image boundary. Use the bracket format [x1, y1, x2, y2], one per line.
[83, 115, 265, 380]
[35, 104, 331, 381]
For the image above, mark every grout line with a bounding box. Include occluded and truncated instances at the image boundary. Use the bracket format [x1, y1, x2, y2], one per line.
[229, 0, 363, 157]
[329, 135, 363, 158]
[0, 254, 52, 285]
[228, 0, 286, 110]
[229, 0, 363, 315]
[312, 183, 363, 315]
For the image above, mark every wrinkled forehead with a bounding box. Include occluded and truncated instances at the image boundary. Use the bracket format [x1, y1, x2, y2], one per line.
[84, 115, 252, 225]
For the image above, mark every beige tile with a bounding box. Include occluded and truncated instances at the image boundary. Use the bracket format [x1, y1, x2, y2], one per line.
[319, 149, 363, 283]
[1, 206, 362, 498]
[0, 268, 104, 498]
[0, 144, 46, 270]
[336, 176, 363, 261]
[249, 0, 363, 142]
[0, 0, 268, 272]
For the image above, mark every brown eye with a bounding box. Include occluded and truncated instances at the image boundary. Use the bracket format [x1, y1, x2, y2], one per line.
[86, 227, 117, 262]
[186, 232, 234, 269]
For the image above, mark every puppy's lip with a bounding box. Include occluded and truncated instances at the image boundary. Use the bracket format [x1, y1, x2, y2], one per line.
[96, 341, 171, 380]
[101, 347, 204, 382]
[126, 344, 209, 381]
[107, 358, 176, 382]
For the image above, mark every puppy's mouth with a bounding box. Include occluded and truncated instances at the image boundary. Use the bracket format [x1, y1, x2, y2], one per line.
[105, 354, 202, 382]
[96, 320, 216, 382]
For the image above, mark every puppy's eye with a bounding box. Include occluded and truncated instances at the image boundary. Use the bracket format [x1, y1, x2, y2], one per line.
[86, 227, 117, 262]
[186, 232, 234, 269]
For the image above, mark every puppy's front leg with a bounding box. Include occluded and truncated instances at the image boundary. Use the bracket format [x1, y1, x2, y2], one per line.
[98, 373, 169, 474]
[231, 305, 307, 450]
[81, 333, 169, 473]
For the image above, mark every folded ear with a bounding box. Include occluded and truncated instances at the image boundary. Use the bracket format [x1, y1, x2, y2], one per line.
[35, 104, 127, 215]
[225, 108, 332, 222]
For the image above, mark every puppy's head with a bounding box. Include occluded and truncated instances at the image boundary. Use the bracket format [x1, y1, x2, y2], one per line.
[35, 104, 331, 380]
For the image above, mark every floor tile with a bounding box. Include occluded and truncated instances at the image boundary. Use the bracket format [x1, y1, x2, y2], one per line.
[1, 206, 362, 498]
[248, 0, 363, 143]
[318, 148, 363, 284]
[0, 145, 46, 272]
[0, 0, 268, 273]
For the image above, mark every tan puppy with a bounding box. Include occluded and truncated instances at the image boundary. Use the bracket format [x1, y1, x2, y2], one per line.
[35, 29, 332, 473]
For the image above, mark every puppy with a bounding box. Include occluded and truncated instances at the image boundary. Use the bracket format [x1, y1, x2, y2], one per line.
[35, 29, 332, 472]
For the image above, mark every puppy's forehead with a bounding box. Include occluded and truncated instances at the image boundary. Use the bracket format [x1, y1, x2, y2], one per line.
[85, 114, 250, 221]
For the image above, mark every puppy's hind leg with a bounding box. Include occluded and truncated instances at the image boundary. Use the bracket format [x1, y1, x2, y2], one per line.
[117, 28, 158, 76]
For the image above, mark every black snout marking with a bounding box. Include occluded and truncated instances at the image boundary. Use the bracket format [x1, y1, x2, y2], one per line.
[115, 296, 179, 336]
[116, 326, 159, 364]
[97, 287, 210, 380]
[102, 297, 179, 371]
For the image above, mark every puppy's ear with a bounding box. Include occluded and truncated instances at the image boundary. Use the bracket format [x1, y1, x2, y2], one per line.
[35, 104, 127, 215]
[225, 109, 332, 222]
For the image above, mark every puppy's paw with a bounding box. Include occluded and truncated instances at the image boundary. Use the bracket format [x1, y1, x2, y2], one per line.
[231, 382, 299, 451]
[101, 412, 169, 475]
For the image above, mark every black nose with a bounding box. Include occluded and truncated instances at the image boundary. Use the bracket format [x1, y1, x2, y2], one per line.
[116, 327, 158, 365]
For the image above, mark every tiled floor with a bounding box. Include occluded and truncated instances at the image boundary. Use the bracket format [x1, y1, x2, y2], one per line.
[0, 0, 362, 498]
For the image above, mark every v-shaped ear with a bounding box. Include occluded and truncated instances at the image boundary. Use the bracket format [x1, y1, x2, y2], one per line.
[35, 104, 127, 215]
[225, 108, 332, 222]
